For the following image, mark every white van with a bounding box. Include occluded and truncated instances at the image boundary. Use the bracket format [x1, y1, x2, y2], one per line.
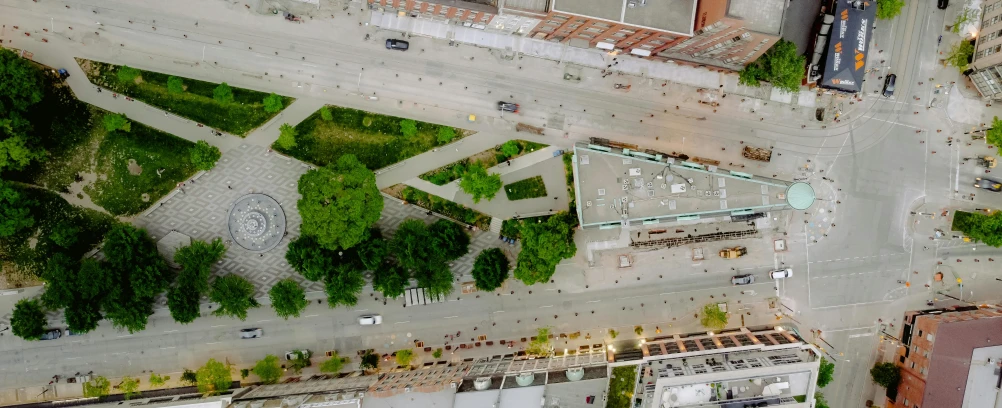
[769, 268, 793, 279]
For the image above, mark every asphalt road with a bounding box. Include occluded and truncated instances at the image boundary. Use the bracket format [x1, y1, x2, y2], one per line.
[1, 0, 1001, 407]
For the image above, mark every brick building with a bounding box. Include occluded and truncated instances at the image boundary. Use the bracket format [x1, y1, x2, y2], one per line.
[367, 0, 789, 71]
[970, 0, 1002, 100]
[887, 305, 1002, 408]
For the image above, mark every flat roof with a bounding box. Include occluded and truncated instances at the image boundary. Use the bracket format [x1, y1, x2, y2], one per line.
[727, 0, 787, 35]
[552, 0, 696, 36]
[921, 310, 1002, 408]
[572, 143, 799, 227]
[819, 0, 876, 93]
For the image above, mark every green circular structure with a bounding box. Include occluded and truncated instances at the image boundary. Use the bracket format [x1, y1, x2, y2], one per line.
[786, 182, 816, 210]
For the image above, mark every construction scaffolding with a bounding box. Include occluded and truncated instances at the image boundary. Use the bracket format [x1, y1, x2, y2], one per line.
[630, 229, 760, 249]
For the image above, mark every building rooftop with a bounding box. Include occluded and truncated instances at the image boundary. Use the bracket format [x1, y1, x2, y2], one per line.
[500, 0, 549, 13]
[726, 0, 786, 35]
[542, 367, 609, 408]
[551, 0, 697, 36]
[918, 307, 1002, 408]
[571, 143, 808, 228]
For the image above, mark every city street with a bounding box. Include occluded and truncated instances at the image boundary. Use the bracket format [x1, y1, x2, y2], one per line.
[1, 0, 1002, 407]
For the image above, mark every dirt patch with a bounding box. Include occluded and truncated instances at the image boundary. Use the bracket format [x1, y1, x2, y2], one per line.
[0, 262, 43, 289]
[127, 159, 143, 175]
[382, 184, 407, 197]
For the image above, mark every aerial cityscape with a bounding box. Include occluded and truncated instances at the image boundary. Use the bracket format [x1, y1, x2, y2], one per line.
[1, 0, 1001, 408]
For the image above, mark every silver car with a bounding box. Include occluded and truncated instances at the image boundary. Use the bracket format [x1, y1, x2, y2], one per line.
[240, 328, 263, 339]
[731, 274, 755, 285]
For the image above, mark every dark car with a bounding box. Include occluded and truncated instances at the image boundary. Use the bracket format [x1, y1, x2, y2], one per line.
[498, 101, 519, 113]
[40, 329, 63, 341]
[938, 0, 948, 9]
[882, 74, 896, 97]
[975, 177, 1002, 192]
[731, 274, 755, 285]
[385, 39, 409, 51]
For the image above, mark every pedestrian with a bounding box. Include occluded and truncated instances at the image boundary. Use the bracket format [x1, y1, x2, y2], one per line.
[227, 185, 232, 190]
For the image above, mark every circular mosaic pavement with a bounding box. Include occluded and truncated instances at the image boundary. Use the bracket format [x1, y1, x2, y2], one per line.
[227, 194, 286, 252]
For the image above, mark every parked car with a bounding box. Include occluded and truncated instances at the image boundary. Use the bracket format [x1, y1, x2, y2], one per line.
[385, 39, 409, 51]
[731, 274, 755, 285]
[937, 0, 949, 9]
[975, 177, 1002, 192]
[882, 74, 897, 97]
[497, 101, 519, 113]
[40, 329, 62, 341]
[769, 268, 793, 279]
[240, 328, 263, 339]
[285, 350, 312, 360]
[358, 315, 383, 325]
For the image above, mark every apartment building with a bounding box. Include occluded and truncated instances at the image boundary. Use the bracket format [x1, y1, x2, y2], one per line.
[886, 305, 1002, 408]
[970, 0, 1002, 100]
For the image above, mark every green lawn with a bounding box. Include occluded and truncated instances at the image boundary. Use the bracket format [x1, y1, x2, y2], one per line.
[274, 106, 466, 170]
[607, 366, 638, 408]
[420, 140, 548, 186]
[76, 58, 293, 136]
[394, 186, 491, 231]
[0, 184, 115, 281]
[83, 116, 198, 216]
[504, 176, 548, 200]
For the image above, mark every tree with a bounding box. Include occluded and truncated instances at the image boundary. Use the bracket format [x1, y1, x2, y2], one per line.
[471, 248, 509, 291]
[876, 0, 905, 20]
[814, 392, 830, 408]
[429, 219, 470, 260]
[433, 348, 443, 359]
[437, 126, 456, 144]
[49, 221, 79, 248]
[103, 113, 131, 132]
[946, 40, 975, 73]
[818, 357, 835, 388]
[288, 351, 311, 373]
[700, 303, 728, 330]
[285, 235, 334, 281]
[252, 355, 283, 384]
[0, 136, 45, 171]
[740, 39, 804, 93]
[359, 352, 379, 371]
[190, 140, 221, 171]
[459, 163, 502, 203]
[525, 328, 552, 356]
[320, 353, 345, 373]
[101, 224, 170, 333]
[11, 299, 46, 340]
[0, 180, 35, 238]
[41, 253, 79, 309]
[399, 119, 417, 137]
[117, 65, 140, 83]
[373, 263, 410, 299]
[239, 369, 250, 379]
[357, 229, 388, 270]
[323, 264, 365, 307]
[263, 93, 283, 113]
[65, 302, 103, 334]
[0, 49, 45, 171]
[83, 376, 111, 397]
[269, 278, 307, 319]
[149, 373, 169, 388]
[391, 219, 437, 271]
[167, 76, 184, 94]
[501, 140, 520, 158]
[870, 362, 901, 389]
[609, 329, 618, 339]
[413, 262, 454, 297]
[952, 211, 1002, 247]
[513, 213, 577, 285]
[213, 82, 234, 104]
[196, 359, 232, 395]
[209, 274, 260, 320]
[167, 284, 202, 324]
[320, 106, 333, 121]
[297, 154, 383, 251]
[168, 238, 225, 324]
[987, 117, 1002, 155]
[180, 369, 198, 386]
[66, 259, 109, 333]
[119, 376, 140, 399]
[277, 123, 297, 150]
[635, 326, 644, 335]
[395, 349, 414, 367]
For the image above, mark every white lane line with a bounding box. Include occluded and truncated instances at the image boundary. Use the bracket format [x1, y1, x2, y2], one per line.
[164, 330, 178, 333]
[160, 346, 176, 350]
[587, 300, 602, 303]
[206, 342, 221, 345]
[117, 335, 132, 338]
[305, 314, 318, 318]
[395, 321, 410, 324]
[354, 309, 369, 312]
[211, 325, 226, 328]
[444, 316, 459, 319]
[494, 310, 505, 313]
[539, 305, 554, 308]
[256, 319, 272, 323]
[303, 63, 319, 67]
[66, 357, 81, 360]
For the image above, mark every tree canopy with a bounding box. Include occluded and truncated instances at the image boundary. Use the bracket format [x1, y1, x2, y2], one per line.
[952, 210, 1002, 247]
[119, 377, 140, 399]
[286, 234, 336, 281]
[459, 163, 502, 203]
[817, 357, 835, 388]
[357, 228, 388, 270]
[389, 219, 465, 297]
[437, 126, 456, 143]
[168, 238, 226, 324]
[83, 376, 111, 397]
[700, 303, 728, 330]
[0, 179, 35, 238]
[263, 93, 284, 113]
[117, 65, 140, 83]
[0, 48, 45, 171]
[429, 219, 470, 260]
[196, 358, 233, 395]
[102, 113, 132, 132]
[167, 76, 184, 94]
[209, 274, 259, 320]
[277, 123, 297, 150]
[297, 154, 383, 251]
[320, 353, 345, 373]
[190, 140, 221, 171]
[876, 0, 905, 20]
[399, 119, 417, 137]
[987, 116, 1002, 155]
[324, 264, 365, 307]
[41, 253, 79, 309]
[501, 140, 520, 158]
[101, 224, 171, 333]
[472, 248, 509, 291]
[11, 298, 47, 340]
[513, 213, 577, 285]
[870, 362, 901, 389]
[360, 352, 379, 371]
[946, 40, 974, 73]
[736, 39, 805, 94]
[269, 278, 308, 319]
[372, 263, 410, 299]
[252, 355, 283, 384]
[213, 82, 234, 104]
[525, 327, 552, 356]
[320, 106, 333, 121]
[395, 349, 414, 367]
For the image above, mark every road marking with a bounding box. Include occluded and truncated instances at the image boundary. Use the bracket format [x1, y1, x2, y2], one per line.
[444, 316, 459, 319]
[305, 314, 318, 318]
[354, 309, 369, 312]
[546, 288, 558, 291]
[160, 346, 176, 350]
[164, 330, 178, 333]
[206, 342, 221, 345]
[849, 333, 875, 338]
[395, 321, 410, 324]
[211, 325, 226, 328]
[303, 63, 319, 67]
[117, 335, 132, 338]
[539, 305, 554, 308]
[66, 357, 80, 360]
[256, 319, 272, 323]
[587, 300, 602, 303]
